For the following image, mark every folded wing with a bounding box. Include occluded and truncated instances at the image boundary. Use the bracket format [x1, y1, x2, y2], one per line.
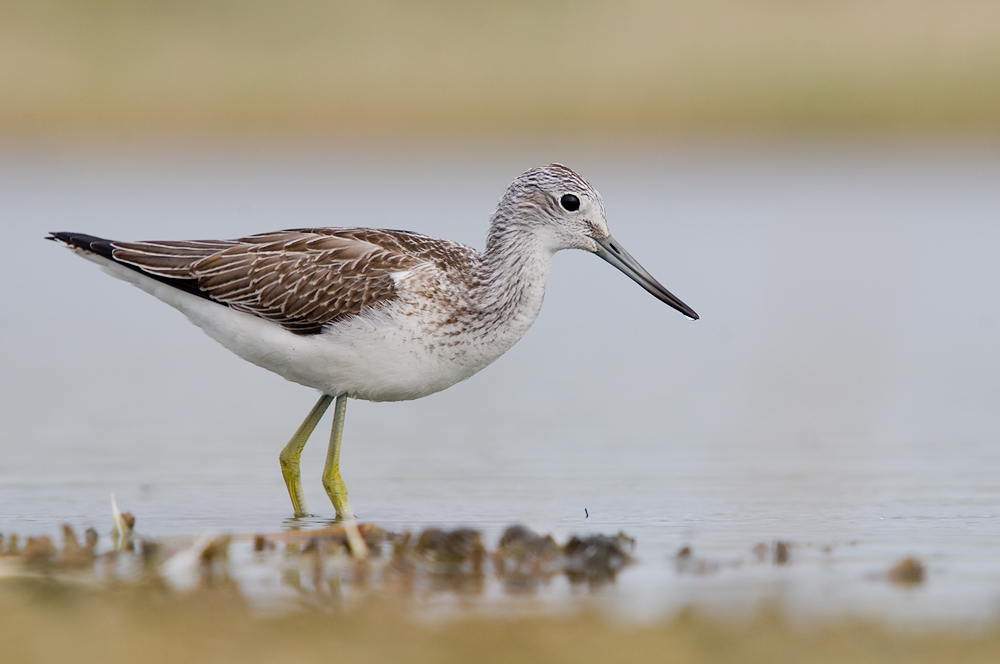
[62, 229, 446, 335]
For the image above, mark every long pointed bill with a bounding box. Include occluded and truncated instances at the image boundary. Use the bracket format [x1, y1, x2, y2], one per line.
[594, 235, 699, 320]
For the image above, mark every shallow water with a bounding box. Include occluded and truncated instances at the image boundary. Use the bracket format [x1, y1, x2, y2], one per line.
[2, 138, 999, 623]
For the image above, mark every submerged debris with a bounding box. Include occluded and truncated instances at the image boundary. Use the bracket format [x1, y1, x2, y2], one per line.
[22, 536, 57, 571]
[157, 534, 237, 593]
[493, 525, 561, 591]
[414, 527, 485, 571]
[774, 541, 790, 565]
[253, 534, 270, 552]
[751, 541, 792, 565]
[59, 524, 98, 568]
[887, 557, 925, 585]
[139, 539, 162, 569]
[674, 545, 720, 576]
[563, 532, 635, 586]
[1, 533, 18, 556]
[198, 535, 235, 589]
[275, 523, 389, 557]
[0, 520, 638, 606]
[494, 525, 560, 572]
[378, 527, 488, 595]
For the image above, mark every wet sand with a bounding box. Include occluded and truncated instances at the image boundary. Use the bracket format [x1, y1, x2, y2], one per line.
[1, 522, 998, 664]
[0, 518, 940, 617]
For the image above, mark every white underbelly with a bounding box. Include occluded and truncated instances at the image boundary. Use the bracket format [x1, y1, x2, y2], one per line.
[93, 256, 502, 401]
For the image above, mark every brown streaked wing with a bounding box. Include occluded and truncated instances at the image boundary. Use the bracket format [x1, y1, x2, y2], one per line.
[111, 228, 478, 335]
[111, 240, 237, 278]
[187, 231, 423, 334]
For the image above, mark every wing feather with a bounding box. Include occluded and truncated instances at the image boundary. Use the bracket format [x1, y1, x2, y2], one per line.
[105, 228, 475, 335]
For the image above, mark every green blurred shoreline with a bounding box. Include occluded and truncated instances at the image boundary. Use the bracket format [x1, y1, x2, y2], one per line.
[3, 0, 999, 135]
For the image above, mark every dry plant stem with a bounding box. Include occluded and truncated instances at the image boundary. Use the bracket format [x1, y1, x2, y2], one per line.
[110, 494, 130, 551]
[279, 394, 334, 518]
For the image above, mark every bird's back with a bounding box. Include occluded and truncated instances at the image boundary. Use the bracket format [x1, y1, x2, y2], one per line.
[50, 228, 480, 336]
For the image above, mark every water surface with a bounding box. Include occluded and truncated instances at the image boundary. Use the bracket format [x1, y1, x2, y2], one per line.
[2, 139, 999, 622]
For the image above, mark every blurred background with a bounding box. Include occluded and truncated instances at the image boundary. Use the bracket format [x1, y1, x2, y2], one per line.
[1, 0, 999, 619]
[2, 0, 999, 136]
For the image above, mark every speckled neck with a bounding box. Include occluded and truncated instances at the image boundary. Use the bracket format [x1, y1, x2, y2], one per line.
[470, 211, 554, 340]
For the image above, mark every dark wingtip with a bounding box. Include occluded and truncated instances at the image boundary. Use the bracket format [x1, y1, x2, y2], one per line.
[49, 231, 101, 245]
[47, 231, 76, 243]
[48, 231, 220, 306]
[48, 232, 116, 260]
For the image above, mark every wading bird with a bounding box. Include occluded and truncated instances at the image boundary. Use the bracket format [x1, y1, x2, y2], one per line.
[50, 164, 697, 521]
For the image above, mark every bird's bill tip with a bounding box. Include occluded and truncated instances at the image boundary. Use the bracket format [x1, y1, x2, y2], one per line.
[594, 235, 699, 320]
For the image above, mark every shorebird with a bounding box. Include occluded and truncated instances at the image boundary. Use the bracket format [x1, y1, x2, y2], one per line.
[49, 164, 698, 521]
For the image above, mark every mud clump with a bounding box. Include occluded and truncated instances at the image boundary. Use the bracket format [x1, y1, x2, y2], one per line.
[382, 527, 487, 594]
[22, 536, 58, 572]
[887, 557, 925, 585]
[59, 524, 99, 568]
[563, 532, 635, 586]
[414, 528, 485, 571]
[674, 545, 720, 576]
[276, 522, 389, 557]
[493, 525, 561, 591]
[751, 541, 792, 565]
[1, 533, 19, 556]
[0, 522, 638, 604]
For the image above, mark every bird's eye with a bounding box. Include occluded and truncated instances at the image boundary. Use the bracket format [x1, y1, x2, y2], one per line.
[560, 193, 580, 212]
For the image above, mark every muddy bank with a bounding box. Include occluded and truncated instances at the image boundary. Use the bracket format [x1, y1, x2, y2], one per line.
[1, 579, 997, 664]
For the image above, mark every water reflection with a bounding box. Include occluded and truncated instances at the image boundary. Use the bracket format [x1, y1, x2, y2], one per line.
[0, 521, 638, 611]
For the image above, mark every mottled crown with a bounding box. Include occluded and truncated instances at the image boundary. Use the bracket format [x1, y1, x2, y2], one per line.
[494, 164, 605, 221]
[514, 163, 594, 193]
[487, 164, 609, 255]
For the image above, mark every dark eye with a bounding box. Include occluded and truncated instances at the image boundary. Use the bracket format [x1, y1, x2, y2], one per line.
[560, 193, 580, 212]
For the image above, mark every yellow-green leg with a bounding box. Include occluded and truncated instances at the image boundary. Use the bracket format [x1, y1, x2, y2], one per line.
[279, 394, 333, 518]
[322, 394, 356, 521]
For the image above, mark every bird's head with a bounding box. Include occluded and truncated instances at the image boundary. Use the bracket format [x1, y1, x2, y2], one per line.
[495, 163, 698, 320]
